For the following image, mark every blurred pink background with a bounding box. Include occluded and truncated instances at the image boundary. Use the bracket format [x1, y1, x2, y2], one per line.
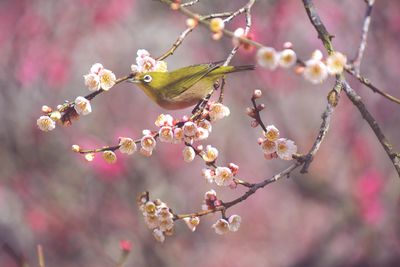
[1, 0, 400, 266]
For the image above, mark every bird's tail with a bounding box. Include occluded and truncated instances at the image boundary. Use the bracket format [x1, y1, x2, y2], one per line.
[231, 65, 256, 72]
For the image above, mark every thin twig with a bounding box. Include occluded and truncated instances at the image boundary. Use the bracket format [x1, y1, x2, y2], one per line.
[157, 26, 196, 61]
[181, 0, 199, 7]
[352, 0, 375, 74]
[302, 0, 400, 178]
[299, 78, 342, 173]
[161, 0, 264, 49]
[58, 74, 134, 124]
[37, 245, 45, 267]
[200, 12, 235, 20]
[345, 67, 400, 105]
[223, 0, 256, 67]
[302, 0, 334, 55]
[342, 81, 400, 177]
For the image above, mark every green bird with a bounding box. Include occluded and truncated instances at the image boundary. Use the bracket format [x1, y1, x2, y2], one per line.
[129, 62, 255, 110]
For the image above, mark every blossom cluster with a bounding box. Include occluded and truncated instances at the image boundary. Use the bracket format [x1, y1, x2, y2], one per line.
[130, 49, 167, 74]
[202, 163, 239, 187]
[256, 45, 297, 70]
[137, 193, 175, 243]
[259, 125, 297, 160]
[84, 63, 116, 91]
[254, 42, 347, 84]
[37, 63, 117, 132]
[201, 189, 242, 234]
[302, 50, 347, 84]
[137, 192, 201, 242]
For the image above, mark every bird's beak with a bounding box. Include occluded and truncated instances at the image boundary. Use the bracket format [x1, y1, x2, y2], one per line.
[127, 77, 140, 84]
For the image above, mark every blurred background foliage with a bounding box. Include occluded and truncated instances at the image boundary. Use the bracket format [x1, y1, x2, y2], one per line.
[0, 0, 400, 266]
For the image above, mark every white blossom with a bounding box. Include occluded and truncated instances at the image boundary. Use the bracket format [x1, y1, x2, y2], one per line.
[276, 138, 297, 160]
[119, 137, 137, 155]
[264, 125, 280, 141]
[214, 167, 233, 186]
[326, 51, 347, 75]
[99, 69, 116, 91]
[201, 168, 214, 183]
[159, 126, 173, 143]
[212, 219, 230, 235]
[257, 47, 279, 70]
[209, 103, 230, 122]
[90, 63, 103, 75]
[84, 73, 100, 91]
[228, 215, 242, 232]
[202, 145, 218, 163]
[183, 217, 200, 232]
[155, 114, 174, 127]
[141, 135, 156, 152]
[303, 59, 328, 84]
[37, 116, 56, 132]
[278, 49, 297, 68]
[183, 146, 196, 163]
[153, 228, 165, 243]
[182, 121, 198, 137]
[74, 96, 92, 115]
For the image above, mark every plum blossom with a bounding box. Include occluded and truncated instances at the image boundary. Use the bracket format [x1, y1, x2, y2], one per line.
[214, 166, 233, 186]
[276, 138, 297, 160]
[303, 59, 328, 84]
[257, 47, 279, 70]
[103, 150, 117, 164]
[279, 49, 297, 68]
[212, 219, 230, 235]
[327, 51, 347, 75]
[183, 217, 200, 232]
[183, 146, 196, 163]
[119, 137, 137, 155]
[74, 96, 92, 115]
[37, 116, 56, 132]
[228, 215, 242, 232]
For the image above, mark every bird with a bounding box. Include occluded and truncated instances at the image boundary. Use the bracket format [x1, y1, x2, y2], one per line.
[129, 62, 255, 110]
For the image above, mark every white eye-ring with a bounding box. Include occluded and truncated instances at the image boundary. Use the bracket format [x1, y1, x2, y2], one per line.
[143, 75, 152, 83]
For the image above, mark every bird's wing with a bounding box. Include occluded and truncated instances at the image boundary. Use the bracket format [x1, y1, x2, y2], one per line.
[163, 63, 221, 99]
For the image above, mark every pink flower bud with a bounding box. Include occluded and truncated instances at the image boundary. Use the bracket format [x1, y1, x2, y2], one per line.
[120, 240, 132, 252]
[283, 41, 293, 49]
[253, 89, 262, 99]
[251, 120, 259, 128]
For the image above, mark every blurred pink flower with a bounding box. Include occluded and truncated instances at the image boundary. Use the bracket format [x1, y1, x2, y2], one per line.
[78, 138, 126, 181]
[93, 0, 134, 26]
[355, 169, 384, 225]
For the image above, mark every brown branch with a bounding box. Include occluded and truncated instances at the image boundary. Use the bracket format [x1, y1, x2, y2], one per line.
[299, 78, 342, 173]
[302, 0, 400, 178]
[161, 0, 264, 50]
[58, 74, 134, 124]
[302, 0, 334, 55]
[345, 68, 400, 105]
[181, 0, 199, 7]
[37, 245, 45, 267]
[342, 81, 400, 177]
[352, 0, 375, 74]
[156, 26, 195, 61]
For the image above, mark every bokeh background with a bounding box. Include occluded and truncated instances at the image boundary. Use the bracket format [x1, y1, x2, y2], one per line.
[1, 0, 400, 266]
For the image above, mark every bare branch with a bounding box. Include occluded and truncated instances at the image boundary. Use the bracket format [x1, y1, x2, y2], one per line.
[352, 0, 375, 74]
[181, 0, 199, 7]
[345, 67, 400, 105]
[156, 26, 196, 61]
[342, 81, 400, 177]
[299, 78, 342, 173]
[302, 0, 334, 54]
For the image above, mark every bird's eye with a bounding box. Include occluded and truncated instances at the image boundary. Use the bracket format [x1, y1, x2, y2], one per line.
[143, 75, 152, 83]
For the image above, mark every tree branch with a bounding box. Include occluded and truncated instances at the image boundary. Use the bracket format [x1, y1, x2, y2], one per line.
[352, 0, 375, 74]
[342, 81, 400, 176]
